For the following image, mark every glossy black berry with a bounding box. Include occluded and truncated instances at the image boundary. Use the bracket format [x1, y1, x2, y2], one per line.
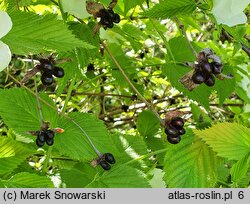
[36, 138, 45, 147]
[87, 63, 95, 71]
[107, 9, 115, 19]
[170, 117, 184, 128]
[46, 138, 54, 146]
[211, 62, 223, 75]
[165, 127, 179, 136]
[204, 75, 215, 87]
[40, 59, 54, 73]
[192, 71, 206, 84]
[177, 127, 186, 135]
[104, 153, 116, 164]
[121, 105, 129, 112]
[113, 14, 120, 23]
[167, 135, 181, 144]
[100, 160, 111, 170]
[38, 131, 46, 142]
[46, 130, 55, 139]
[41, 72, 53, 85]
[53, 66, 64, 78]
[201, 62, 212, 73]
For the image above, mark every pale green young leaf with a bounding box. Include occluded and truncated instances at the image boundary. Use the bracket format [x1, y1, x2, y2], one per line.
[0, 137, 34, 158]
[212, 0, 249, 26]
[193, 123, 250, 160]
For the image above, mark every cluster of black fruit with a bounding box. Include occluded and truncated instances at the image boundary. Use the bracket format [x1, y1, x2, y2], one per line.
[99, 8, 120, 29]
[165, 117, 185, 144]
[191, 49, 223, 87]
[99, 153, 115, 170]
[38, 58, 64, 86]
[36, 129, 55, 147]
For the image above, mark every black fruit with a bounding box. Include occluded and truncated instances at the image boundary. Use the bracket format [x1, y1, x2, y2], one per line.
[113, 14, 120, 23]
[41, 72, 53, 85]
[106, 21, 114, 28]
[204, 75, 215, 87]
[36, 138, 45, 147]
[104, 153, 116, 164]
[38, 132, 46, 142]
[164, 127, 179, 136]
[192, 71, 206, 84]
[87, 63, 95, 71]
[167, 135, 181, 144]
[100, 160, 111, 170]
[170, 117, 184, 128]
[107, 9, 115, 19]
[177, 127, 186, 135]
[201, 62, 212, 73]
[46, 138, 54, 146]
[46, 130, 55, 139]
[211, 62, 223, 75]
[53, 66, 64, 78]
[121, 105, 129, 112]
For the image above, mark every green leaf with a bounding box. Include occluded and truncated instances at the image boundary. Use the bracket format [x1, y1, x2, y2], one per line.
[2, 10, 92, 54]
[2, 172, 54, 187]
[123, 0, 144, 14]
[190, 103, 212, 129]
[0, 137, 34, 157]
[194, 123, 250, 160]
[230, 152, 250, 183]
[60, 168, 93, 188]
[86, 165, 150, 187]
[61, 0, 90, 19]
[0, 157, 24, 175]
[137, 110, 160, 137]
[168, 36, 196, 62]
[143, 0, 196, 19]
[0, 88, 58, 137]
[55, 112, 114, 160]
[164, 130, 219, 187]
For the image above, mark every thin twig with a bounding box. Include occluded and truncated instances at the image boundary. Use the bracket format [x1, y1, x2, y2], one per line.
[101, 41, 165, 126]
[174, 17, 197, 56]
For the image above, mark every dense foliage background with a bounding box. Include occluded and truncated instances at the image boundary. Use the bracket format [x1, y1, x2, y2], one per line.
[0, 0, 249, 188]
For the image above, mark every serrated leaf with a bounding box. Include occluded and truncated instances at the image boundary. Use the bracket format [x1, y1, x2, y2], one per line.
[230, 152, 250, 183]
[123, 0, 144, 14]
[137, 110, 160, 137]
[0, 88, 58, 137]
[168, 36, 196, 62]
[0, 157, 24, 175]
[86, 165, 150, 187]
[55, 112, 115, 160]
[143, 0, 196, 19]
[0, 137, 34, 157]
[2, 11, 93, 54]
[2, 172, 53, 187]
[194, 123, 250, 160]
[164, 131, 219, 187]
